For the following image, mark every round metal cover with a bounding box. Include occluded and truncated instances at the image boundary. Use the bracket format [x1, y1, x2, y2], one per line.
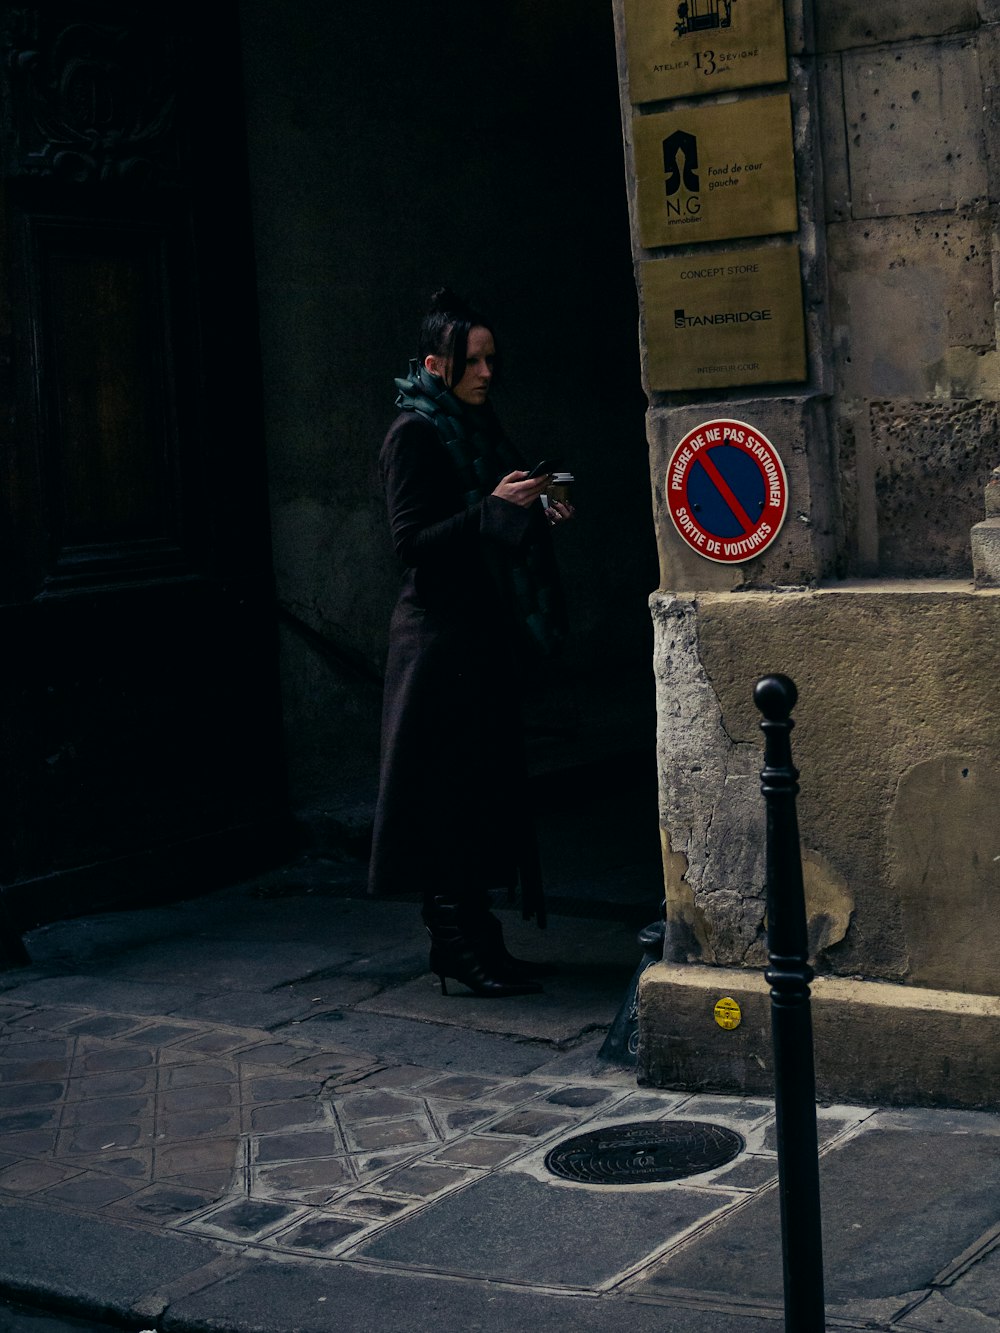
[544, 1119, 744, 1185]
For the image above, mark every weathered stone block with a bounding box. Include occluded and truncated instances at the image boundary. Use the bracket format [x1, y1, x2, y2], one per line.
[972, 518, 1000, 584]
[818, 55, 850, 222]
[815, 1, 980, 54]
[843, 40, 987, 217]
[786, 0, 807, 58]
[869, 399, 1000, 576]
[827, 216, 995, 400]
[978, 51, 1000, 204]
[638, 963, 1000, 1110]
[889, 755, 1000, 992]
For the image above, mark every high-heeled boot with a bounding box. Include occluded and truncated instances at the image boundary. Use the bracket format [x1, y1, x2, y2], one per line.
[423, 898, 542, 998]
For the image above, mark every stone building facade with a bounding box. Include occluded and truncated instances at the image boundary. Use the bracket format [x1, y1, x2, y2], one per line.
[613, 0, 1000, 1107]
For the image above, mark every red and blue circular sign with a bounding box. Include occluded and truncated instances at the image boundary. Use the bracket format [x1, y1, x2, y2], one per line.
[666, 419, 788, 564]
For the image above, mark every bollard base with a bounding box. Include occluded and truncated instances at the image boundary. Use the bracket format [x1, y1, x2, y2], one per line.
[638, 962, 1000, 1110]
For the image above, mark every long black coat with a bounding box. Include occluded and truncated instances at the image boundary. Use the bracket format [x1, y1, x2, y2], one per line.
[367, 410, 548, 918]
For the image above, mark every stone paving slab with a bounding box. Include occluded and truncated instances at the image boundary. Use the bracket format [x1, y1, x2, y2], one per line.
[90, 938, 336, 990]
[897, 1291, 1000, 1330]
[289, 1009, 574, 1075]
[0, 1200, 220, 1322]
[355, 1169, 741, 1287]
[358, 970, 627, 1043]
[159, 1258, 786, 1333]
[931, 1238, 1000, 1324]
[0, 977, 204, 1015]
[628, 1114, 1000, 1314]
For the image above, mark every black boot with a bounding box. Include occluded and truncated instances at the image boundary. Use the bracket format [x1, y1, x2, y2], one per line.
[423, 898, 542, 998]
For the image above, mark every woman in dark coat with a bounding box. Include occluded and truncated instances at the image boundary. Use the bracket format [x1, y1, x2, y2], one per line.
[368, 289, 574, 997]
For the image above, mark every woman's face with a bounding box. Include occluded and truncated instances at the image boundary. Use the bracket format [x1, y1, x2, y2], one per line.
[426, 325, 496, 406]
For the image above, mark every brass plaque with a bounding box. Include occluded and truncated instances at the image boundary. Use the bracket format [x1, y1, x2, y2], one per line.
[624, 0, 788, 104]
[642, 245, 806, 390]
[634, 94, 797, 248]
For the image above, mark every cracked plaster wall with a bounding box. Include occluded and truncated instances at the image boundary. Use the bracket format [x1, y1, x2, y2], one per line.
[654, 586, 1000, 994]
[653, 596, 763, 967]
[654, 594, 855, 976]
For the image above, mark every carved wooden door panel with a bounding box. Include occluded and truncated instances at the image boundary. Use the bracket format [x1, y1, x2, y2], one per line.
[0, 5, 286, 922]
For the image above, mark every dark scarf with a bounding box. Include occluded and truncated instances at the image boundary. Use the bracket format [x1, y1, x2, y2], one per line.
[394, 360, 566, 660]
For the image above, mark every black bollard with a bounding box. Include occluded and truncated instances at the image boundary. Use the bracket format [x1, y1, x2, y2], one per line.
[754, 674, 825, 1333]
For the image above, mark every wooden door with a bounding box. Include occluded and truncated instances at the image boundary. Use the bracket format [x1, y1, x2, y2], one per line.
[0, 4, 287, 923]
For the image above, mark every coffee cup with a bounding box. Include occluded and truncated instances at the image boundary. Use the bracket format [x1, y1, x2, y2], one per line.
[547, 472, 574, 505]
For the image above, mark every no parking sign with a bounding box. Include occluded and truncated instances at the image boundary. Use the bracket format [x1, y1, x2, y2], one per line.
[666, 419, 788, 563]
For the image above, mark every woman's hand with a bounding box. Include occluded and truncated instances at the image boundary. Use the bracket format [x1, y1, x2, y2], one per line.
[492, 471, 576, 525]
[545, 499, 576, 527]
[492, 470, 549, 508]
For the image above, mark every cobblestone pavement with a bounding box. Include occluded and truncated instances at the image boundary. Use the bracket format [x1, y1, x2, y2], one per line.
[0, 992, 870, 1325]
[3, 878, 1000, 1331]
[0, 996, 750, 1276]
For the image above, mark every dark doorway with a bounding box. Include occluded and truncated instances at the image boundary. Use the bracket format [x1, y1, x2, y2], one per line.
[0, 4, 286, 923]
[240, 0, 658, 832]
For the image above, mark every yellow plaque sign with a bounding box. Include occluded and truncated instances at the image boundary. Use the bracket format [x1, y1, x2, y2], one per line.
[714, 996, 742, 1029]
[624, 0, 788, 104]
[634, 94, 797, 248]
[642, 245, 806, 391]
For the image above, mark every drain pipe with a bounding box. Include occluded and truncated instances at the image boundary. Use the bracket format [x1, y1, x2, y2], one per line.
[754, 674, 825, 1333]
[597, 904, 665, 1065]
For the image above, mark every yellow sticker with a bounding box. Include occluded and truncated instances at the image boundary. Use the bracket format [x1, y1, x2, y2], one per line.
[714, 996, 742, 1030]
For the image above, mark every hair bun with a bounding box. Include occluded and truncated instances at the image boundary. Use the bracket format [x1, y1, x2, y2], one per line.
[428, 286, 472, 319]
[417, 288, 492, 371]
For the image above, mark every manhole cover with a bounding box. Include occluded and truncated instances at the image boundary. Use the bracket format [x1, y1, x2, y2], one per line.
[544, 1120, 744, 1185]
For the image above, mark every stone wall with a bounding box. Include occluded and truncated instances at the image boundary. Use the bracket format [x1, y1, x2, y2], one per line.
[820, 5, 1000, 576]
[615, 0, 1000, 590]
[613, 0, 1000, 1100]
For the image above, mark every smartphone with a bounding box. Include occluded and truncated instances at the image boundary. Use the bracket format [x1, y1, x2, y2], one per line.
[524, 458, 562, 479]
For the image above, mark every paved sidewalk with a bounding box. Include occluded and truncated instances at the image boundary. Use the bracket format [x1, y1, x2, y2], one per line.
[0, 864, 999, 1331]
